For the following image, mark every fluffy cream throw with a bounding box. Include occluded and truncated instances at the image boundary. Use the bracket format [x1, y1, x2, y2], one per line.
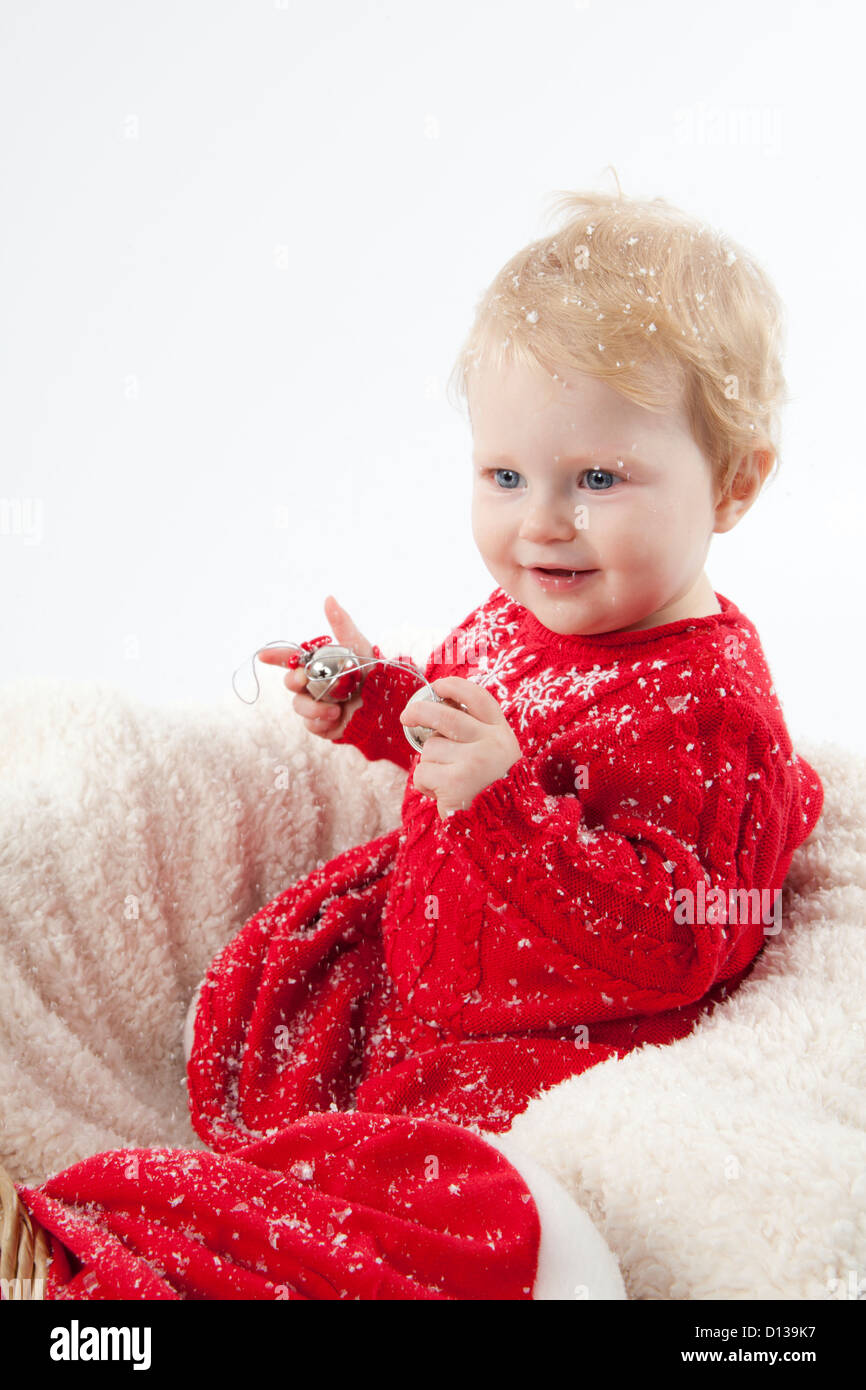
[1, 675, 862, 1299]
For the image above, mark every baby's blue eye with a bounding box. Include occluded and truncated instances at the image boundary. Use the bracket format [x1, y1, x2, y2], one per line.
[492, 468, 521, 489]
[583, 469, 616, 490]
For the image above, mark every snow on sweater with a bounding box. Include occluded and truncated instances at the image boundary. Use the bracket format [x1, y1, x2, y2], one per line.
[184, 584, 823, 1146]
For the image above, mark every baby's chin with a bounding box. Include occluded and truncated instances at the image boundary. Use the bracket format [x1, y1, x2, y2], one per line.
[491, 571, 596, 632]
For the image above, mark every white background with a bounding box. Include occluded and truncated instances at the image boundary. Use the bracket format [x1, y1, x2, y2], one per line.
[2, 0, 862, 747]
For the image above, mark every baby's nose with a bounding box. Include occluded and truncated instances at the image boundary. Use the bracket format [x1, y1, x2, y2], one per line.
[519, 504, 578, 538]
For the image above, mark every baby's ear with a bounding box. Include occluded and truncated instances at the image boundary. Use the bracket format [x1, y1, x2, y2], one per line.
[733, 449, 773, 494]
[713, 451, 770, 532]
[752, 449, 777, 490]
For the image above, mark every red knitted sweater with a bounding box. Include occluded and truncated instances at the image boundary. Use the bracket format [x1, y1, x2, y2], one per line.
[16, 585, 825, 1301]
[185, 584, 823, 1144]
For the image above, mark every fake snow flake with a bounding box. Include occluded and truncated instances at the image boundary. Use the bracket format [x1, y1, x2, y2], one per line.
[525, 309, 539, 323]
[665, 694, 691, 714]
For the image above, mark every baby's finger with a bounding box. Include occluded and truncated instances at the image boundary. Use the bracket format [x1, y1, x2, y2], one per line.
[324, 597, 373, 661]
[306, 710, 342, 733]
[258, 647, 303, 669]
[294, 691, 340, 720]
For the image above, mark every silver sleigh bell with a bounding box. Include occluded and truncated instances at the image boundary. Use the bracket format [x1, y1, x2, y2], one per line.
[298, 642, 454, 753]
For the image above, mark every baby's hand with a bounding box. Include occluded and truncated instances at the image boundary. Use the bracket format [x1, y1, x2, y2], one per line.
[258, 595, 375, 741]
[399, 676, 523, 819]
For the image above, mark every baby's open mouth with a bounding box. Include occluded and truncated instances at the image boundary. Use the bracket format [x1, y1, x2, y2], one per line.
[527, 566, 597, 589]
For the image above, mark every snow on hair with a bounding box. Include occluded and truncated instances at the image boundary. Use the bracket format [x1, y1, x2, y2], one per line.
[447, 182, 789, 501]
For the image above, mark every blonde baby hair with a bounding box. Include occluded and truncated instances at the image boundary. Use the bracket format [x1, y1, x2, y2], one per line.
[448, 169, 788, 502]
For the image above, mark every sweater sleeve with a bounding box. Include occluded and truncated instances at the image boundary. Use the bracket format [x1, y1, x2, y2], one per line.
[331, 646, 428, 771]
[435, 682, 795, 1021]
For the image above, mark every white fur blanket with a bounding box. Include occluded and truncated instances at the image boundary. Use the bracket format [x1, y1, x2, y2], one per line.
[1, 675, 863, 1300]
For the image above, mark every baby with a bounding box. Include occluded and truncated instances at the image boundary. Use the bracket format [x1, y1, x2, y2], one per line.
[185, 186, 824, 1149]
[21, 185, 827, 1303]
